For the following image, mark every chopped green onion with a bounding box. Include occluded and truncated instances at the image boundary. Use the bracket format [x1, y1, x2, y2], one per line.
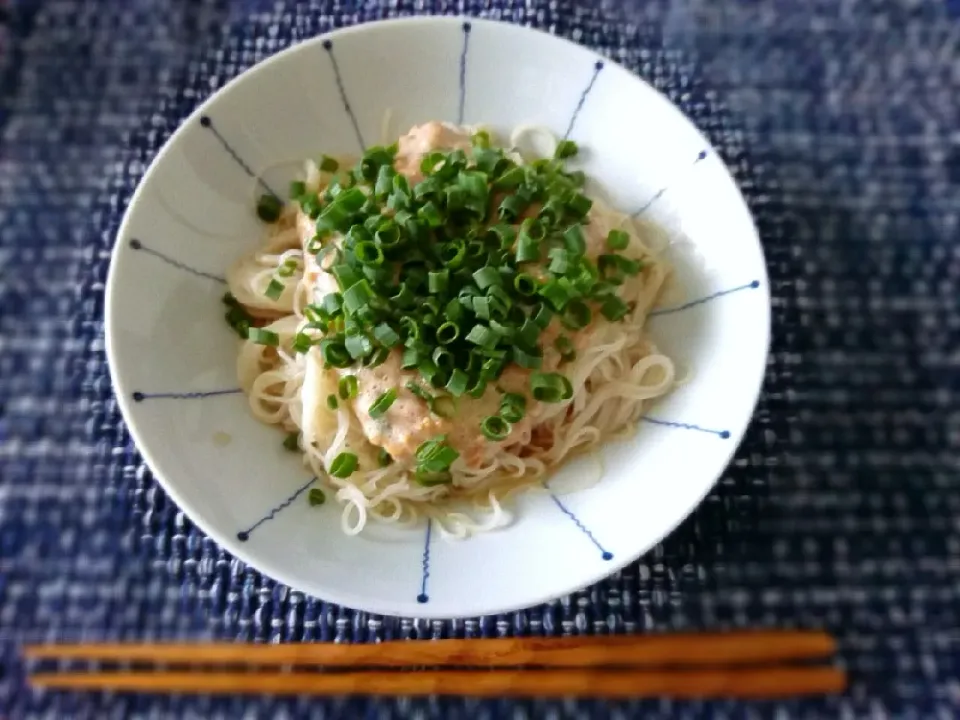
[429, 270, 450, 294]
[406, 381, 433, 402]
[327, 394, 339, 410]
[418, 200, 443, 227]
[436, 321, 460, 345]
[277, 258, 298, 278]
[359, 145, 397, 181]
[368, 388, 397, 418]
[377, 448, 393, 467]
[308, 488, 326, 506]
[600, 294, 630, 321]
[342, 279, 375, 314]
[480, 415, 510, 441]
[292, 332, 313, 353]
[531, 372, 574, 403]
[319, 338, 352, 368]
[345, 333, 373, 359]
[329, 452, 358, 478]
[547, 248, 572, 275]
[515, 232, 540, 263]
[472, 266, 502, 290]
[563, 224, 587, 255]
[465, 324, 498, 349]
[321, 293, 343, 317]
[606, 229, 629, 250]
[256, 193, 283, 223]
[338, 375, 358, 400]
[332, 263, 362, 291]
[539, 278, 574, 311]
[301, 195, 322, 219]
[429, 395, 456, 418]
[493, 166, 525, 190]
[414, 470, 453, 487]
[566, 192, 593, 219]
[532, 303, 554, 329]
[432, 347, 455, 371]
[283, 432, 300, 451]
[319, 155, 339, 173]
[365, 346, 390, 368]
[486, 224, 517, 250]
[401, 316, 422, 342]
[472, 296, 491, 320]
[415, 437, 460, 473]
[247, 327, 280, 346]
[512, 345, 543, 369]
[467, 377, 488, 398]
[554, 139, 578, 160]
[499, 392, 527, 423]
[289, 180, 306, 198]
[355, 241, 385, 266]
[375, 222, 402, 250]
[373, 322, 401, 347]
[375, 165, 395, 198]
[498, 194, 527, 221]
[389, 283, 414, 309]
[264, 278, 285, 300]
[513, 273, 538, 296]
[445, 369, 469, 397]
[516, 319, 540, 348]
[561, 299, 592, 330]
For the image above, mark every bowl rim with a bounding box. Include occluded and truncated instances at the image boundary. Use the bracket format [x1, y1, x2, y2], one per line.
[105, 14, 772, 618]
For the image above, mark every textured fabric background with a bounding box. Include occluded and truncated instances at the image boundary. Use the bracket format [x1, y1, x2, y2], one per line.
[1, 0, 958, 717]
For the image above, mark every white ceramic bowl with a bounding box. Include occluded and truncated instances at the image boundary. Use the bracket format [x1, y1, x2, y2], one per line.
[106, 16, 769, 618]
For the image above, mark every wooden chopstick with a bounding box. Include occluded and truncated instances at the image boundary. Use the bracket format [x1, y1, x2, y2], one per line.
[28, 667, 847, 698]
[23, 630, 835, 668]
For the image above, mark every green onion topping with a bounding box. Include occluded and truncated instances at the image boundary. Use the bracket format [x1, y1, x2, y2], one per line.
[329, 452, 358, 478]
[480, 415, 510, 441]
[264, 278, 285, 300]
[339, 375, 358, 400]
[247, 327, 280, 347]
[531, 372, 574, 403]
[368, 388, 397, 418]
[256, 193, 283, 223]
[244, 132, 650, 446]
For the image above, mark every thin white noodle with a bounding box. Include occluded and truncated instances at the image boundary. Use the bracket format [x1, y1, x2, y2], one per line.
[228, 123, 679, 538]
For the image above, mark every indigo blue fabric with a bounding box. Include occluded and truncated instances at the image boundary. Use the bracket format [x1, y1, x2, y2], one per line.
[1, 0, 958, 717]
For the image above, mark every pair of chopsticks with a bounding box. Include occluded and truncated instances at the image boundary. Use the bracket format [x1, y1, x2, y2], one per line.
[24, 630, 845, 698]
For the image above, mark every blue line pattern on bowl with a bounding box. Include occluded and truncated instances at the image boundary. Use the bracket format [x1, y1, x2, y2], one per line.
[128, 239, 226, 283]
[649, 280, 761, 317]
[236, 476, 318, 542]
[457, 22, 471, 125]
[631, 149, 709, 217]
[132, 389, 242, 402]
[641, 416, 730, 438]
[199, 114, 279, 199]
[563, 60, 604, 140]
[545, 486, 613, 560]
[417, 519, 432, 603]
[322, 39, 365, 152]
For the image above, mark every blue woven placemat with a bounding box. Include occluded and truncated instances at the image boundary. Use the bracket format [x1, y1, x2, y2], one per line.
[2, 0, 959, 717]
